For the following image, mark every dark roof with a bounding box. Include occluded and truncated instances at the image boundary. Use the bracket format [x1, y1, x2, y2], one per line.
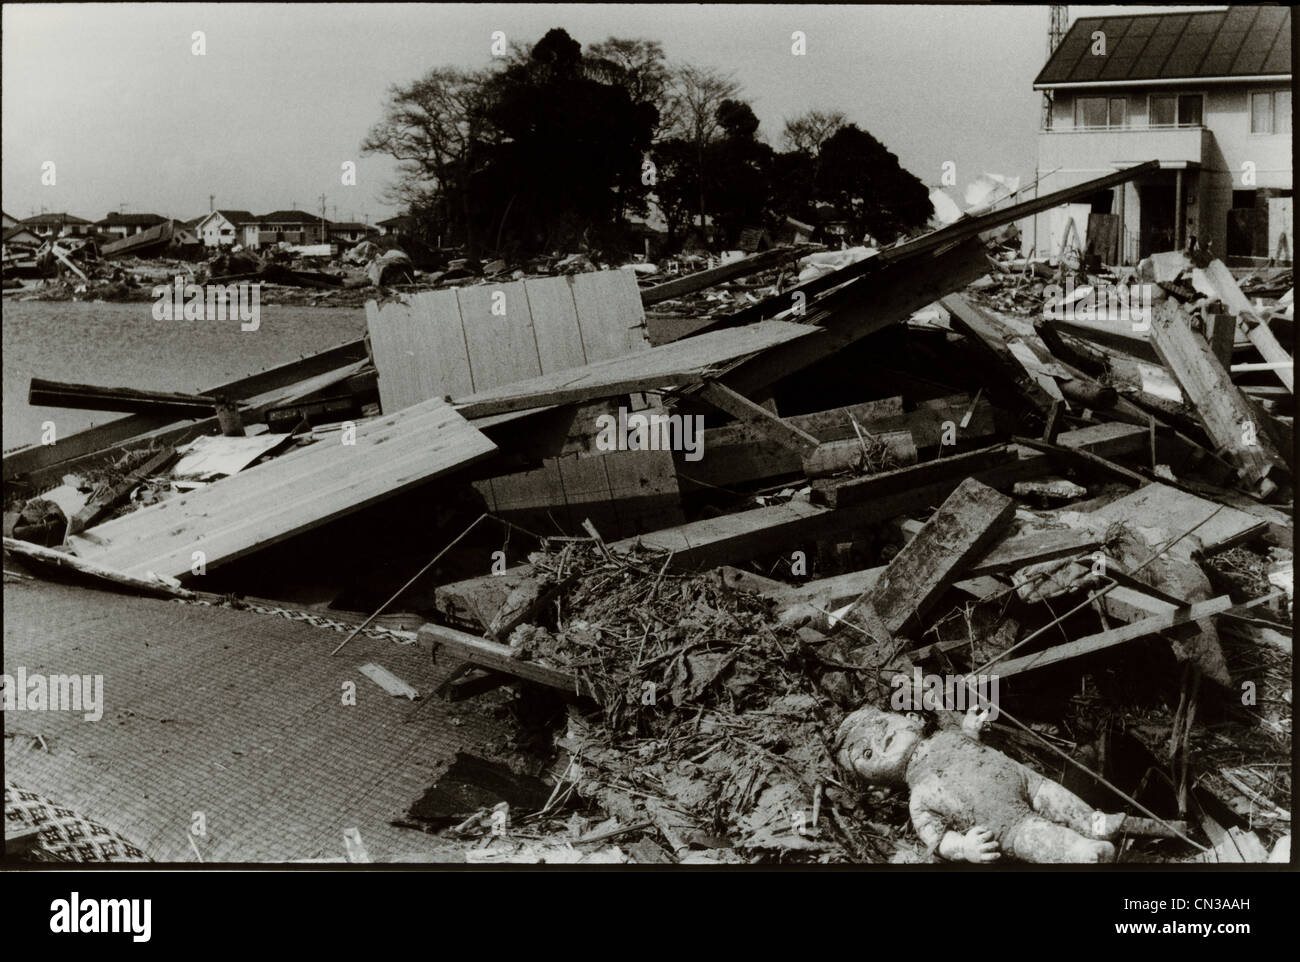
[22, 212, 92, 226]
[329, 221, 376, 231]
[3, 225, 42, 242]
[98, 212, 167, 227]
[377, 214, 414, 228]
[256, 210, 328, 225]
[1035, 6, 1291, 87]
[204, 210, 255, 227]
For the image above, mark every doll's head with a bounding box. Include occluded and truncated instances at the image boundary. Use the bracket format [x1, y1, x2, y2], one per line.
[834, 706, 925, 786]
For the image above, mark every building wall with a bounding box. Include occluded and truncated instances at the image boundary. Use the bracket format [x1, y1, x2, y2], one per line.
[1027, 83, 1291, 262]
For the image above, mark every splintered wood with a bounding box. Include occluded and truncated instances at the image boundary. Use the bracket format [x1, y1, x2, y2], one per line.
[840, 477, 1016, 639]
[1148, 299, 1285, 492]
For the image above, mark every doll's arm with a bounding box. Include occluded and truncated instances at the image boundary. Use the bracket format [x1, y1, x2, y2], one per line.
[911, 793, 999, 862]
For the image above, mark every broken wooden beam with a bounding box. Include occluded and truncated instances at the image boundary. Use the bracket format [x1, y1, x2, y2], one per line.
[1148, 298, 1286, 492]
[639, 246, 809, 306]
[698, 381, 819, 455]
[678, 393, 994, 492]
[991, 595, 1233, 677]
[67, 445, 178, 536]
[28, 377, 219, 416]
[3, 537, 195, 599]
[1191, 258, 1293, 393]
[839, 478, 1017, 639]
[940, 294, 1059, 415]
[418, 623, 594, 698]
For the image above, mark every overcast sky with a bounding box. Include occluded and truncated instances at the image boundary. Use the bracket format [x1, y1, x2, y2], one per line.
[2, 3, 1221, 224]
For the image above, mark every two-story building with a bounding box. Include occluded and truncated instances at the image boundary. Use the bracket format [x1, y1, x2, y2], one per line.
[1028, 5, 1291, 265]
[241, 211, 330, 249]
[196, 210, 255, 248]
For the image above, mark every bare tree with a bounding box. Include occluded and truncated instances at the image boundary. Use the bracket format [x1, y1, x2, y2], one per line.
[586, 37, 669, 114]
[781, 109, 848, 155]
[361, 67, 496, 247]
[663, 63, 741, 237]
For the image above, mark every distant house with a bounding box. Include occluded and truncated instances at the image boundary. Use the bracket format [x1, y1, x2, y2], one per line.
[3, 224, 42, 246]
[328, 221, 379, 245]
[197, 210, 255, 248]
[376, 214, 416, 238]
[1030, 5, 1292, 264]
[22, 212, 93, 239]
[97, 212, 168, 239]
[242, 211, 330, 249]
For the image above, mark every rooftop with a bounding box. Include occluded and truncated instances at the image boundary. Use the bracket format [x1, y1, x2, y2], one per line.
[1035, 5, 1291, 88]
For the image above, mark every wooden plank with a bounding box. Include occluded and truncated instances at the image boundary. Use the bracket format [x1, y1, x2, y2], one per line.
[715, 237, 992, 399]
[639, 246, 805, 306]
[523, 276, 588, 370]
[1091, 482, 1266, 558]
[940, 294, 1058, 414]
[992, 595, 1233, 677]
[599, 449, 685, 534]
[358, 663, 420, 699]
[1193, 259, 1293, 392]
[418, 623, 593, 697]
[679, 393, 996, 491]
[699, 381, 819, 454]
[27, 378, 218, 416]
[1148, 298, 1285, 490]
[970, 527, 1101, 575]
[4, 536, 196, 599]
[68, 398, 497, 580]
[452, 320, 817, 419]
[569, 270, 649, 358]
[4, 339, 368, 482]
[457, 281, 544, 391]
[841, 478, 1016, 638]
[13, 360, 371, 491]
[802, 431, 918, 478]
[557, 454, 621, 538]
[813, 445, 1011, 509]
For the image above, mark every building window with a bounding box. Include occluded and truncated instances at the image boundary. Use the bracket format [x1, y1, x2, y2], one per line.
[1150, 93, 1202, 128]
[1075, 96, 1121, 128]
[1251, 90, 1292, 134]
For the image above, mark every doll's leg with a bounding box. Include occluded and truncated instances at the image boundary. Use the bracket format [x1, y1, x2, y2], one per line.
[1028, 773, 1101, 836]
[1005, 815, 1115, 863]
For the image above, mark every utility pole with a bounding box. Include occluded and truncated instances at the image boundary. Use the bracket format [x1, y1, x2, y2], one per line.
[1042, 6, 1067, 132]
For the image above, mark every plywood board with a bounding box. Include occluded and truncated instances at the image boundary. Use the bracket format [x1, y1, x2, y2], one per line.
[69, 398, 496, 580]
[367, 271, 650, 415]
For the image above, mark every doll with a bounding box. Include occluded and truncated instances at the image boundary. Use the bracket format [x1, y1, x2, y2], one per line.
[834, 705, 1124, 863]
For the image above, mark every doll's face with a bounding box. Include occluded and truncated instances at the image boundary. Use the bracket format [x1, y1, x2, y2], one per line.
[836, 709, 924, 785]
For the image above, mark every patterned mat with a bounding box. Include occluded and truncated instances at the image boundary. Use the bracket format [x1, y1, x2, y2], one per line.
[5, 781, 150, 862]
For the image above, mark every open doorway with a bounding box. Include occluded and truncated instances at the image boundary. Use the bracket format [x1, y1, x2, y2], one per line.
[1138, 185, 1175, 259]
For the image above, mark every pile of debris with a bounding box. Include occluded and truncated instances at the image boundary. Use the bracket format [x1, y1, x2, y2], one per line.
[4, 159, 1291, 864]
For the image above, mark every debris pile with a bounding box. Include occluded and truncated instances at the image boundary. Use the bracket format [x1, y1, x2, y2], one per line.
[4, 160, 1291, 864]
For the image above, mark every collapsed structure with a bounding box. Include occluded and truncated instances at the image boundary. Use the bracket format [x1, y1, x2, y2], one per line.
[3, 161, 1292, 864]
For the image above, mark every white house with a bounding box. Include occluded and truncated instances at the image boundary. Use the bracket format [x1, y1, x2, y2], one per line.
[1027, 6, 1292, 265]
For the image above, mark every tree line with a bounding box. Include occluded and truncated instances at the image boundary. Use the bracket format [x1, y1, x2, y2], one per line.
[362, 28, 933, 260]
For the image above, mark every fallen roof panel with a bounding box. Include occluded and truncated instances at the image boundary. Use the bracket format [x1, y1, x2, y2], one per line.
[68, 397, 497, 580]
